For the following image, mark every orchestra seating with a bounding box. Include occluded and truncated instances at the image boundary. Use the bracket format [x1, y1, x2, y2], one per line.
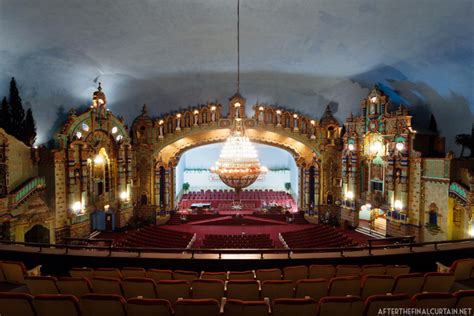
[1, 259, 473, 316]
[179, 189, 297, 211]
[112, 226, 194, 249]
[281, 225, 358, 248]
[201, 234, 274, 249]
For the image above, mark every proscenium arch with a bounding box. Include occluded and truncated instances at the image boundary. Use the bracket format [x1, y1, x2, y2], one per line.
[155, 127, 320, 168]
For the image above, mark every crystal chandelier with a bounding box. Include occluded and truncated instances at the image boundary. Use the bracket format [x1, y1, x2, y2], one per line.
[210, 0, 267, 201]
[211, 121, 267, 197]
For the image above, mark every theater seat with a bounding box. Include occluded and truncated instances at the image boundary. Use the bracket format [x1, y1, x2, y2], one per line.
[256, 268, 282, 281]
[25, 276, 59, 295]
[391, 273, 424, 296]
[121, 267, 146, 278]
[173, 270, 199, 282]
[317, 296, 364, 316]
[361, 264, 386, 275]
[385, 265, 410, 276]
[2, 261, 41, 284]
[95, 268, 122, 279]
[91, 277, 123, 295]
[201, 271, 228, 281]
[412, 292, 456, 308]
[223, 299, 269, 316]
[156, 280, 191, 305]
[453, 290, 474, 308]
[283, 266, 308, 283]
[228, 270, 255, 280]
[363, 294, 411, 316]
[175, 298, 220, 316]
[126, 298, 173, 316]
[294, 279, 328, 301]
[146, 269, 173, 282]
[437, 258, 474, 281]
[309, 265, 335, 279]
[272, 298, 317, 316]
[421, 272, 455, 292]
[34, 294, 80, 316]
[328, 276, 361, 297]
[336, 265, 361, 277]
[56, 277, 93, 297]
[70, 267, 94, 278]
[0, 292, 36, 316]
[191, 279, 225, 300]
[80, 294, 126, 316]
[226, 280, 260, 300]
[122, 277, 157, 299]
[360, 275, 394, 299]
[261, 280, 294, 301]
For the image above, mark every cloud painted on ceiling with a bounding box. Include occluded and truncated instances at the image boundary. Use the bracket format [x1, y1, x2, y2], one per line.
[0, 0, 472, 152]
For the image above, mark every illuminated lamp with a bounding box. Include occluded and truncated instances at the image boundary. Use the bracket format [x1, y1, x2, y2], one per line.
[94, 155, 104, 164]
[346, 191, 354, 200]
[72, 201, 82, 213]
[396, 142, 404, 151]
[120, 191, 129, 201]
[394, 200, 403, 210]
[348, 143, 355, 151]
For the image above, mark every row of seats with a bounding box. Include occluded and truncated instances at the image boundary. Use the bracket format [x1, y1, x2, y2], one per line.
[1, 290, 473, 316]
[202, 234, 274, 249]
[23, 271, 456, 301]
[113, 226, 194, 248]
[281, 225, 357, 248]
[67, 264, 414, 282]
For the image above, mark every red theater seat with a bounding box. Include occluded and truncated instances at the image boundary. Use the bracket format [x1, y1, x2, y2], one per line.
[223, 299, 269, 316]
[80, 294, 127, 316]
[363, 294, 411, 316]
[126, 298, 173, 316]
[272, 298, 317, 316]
[0, 292, 36, 316]
[34, 294, 80, 316]
[174, 298, 221, 316]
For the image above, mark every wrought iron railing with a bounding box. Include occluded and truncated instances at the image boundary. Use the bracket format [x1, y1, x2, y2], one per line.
[11, 176, 46, 208]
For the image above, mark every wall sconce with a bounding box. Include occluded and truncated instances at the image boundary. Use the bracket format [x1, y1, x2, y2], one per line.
[120, 191, 130, 201]
[72, 201, 83, 214]
[370, 96, 378, 103]
[211, 106, 216, 111]
[346, 191, 354, 200]
[396, 142, 404, 151]
[94, 155, 104, 164]
[394, 200, 403, 210]
[193, 110, 199, 115]
[348, 143, 355, 151]
[370, 141, 383, 154]
[259, 106, 264, 111]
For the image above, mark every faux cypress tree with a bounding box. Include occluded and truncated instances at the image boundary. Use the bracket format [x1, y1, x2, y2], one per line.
[23, 108, 37, 146]
[8, 77, 25, 140]
[0, 96, 11, 134]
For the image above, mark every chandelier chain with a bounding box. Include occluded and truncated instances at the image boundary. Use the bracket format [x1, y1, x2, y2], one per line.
[237, 0, 240, 93]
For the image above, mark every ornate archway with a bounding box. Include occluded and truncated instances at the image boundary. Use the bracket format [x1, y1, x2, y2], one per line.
[132, 101, 342, 211]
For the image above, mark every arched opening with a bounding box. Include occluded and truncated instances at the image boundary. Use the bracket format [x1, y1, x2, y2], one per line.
[24, 225, 50, 244]
[174, 143, 299, 213]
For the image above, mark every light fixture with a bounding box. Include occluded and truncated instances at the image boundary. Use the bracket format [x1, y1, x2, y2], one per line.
[159, 119, 164, 125]
[259, 106, 264, 111]
[310, 120, 315, 125]
[276, 110, 282, 115]
[394, 200, 403, 210]
[82, 123, 89, 131]
[76, 131, 82, 139]
[396, 142, 404, 151]
[348, 143, 355, 151]
[72, 201, 83, 213]
[94, 155, 104, 164]
[211, 106, 216, 111]
[293, 114, 298, 119]
[120, 191, 130, 201]
[370, 141, 383, 154]
[234, 102, 241, 107]
[111, 126, 118, 134]
[194, 110, 199, 114]
[116, 135, 123, 141]
[469, 221, 474, 237]
[211, 123, 267, 200]
[176, 113, 181, 118]
[370, 96, 377, 103]
[346, 191, 354, 200]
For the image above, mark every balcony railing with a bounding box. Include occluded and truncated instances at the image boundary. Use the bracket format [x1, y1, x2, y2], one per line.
[10, 176, 46, 208]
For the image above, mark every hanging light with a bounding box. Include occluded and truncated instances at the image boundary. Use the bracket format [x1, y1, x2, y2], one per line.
[211, 122, 267, 194]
